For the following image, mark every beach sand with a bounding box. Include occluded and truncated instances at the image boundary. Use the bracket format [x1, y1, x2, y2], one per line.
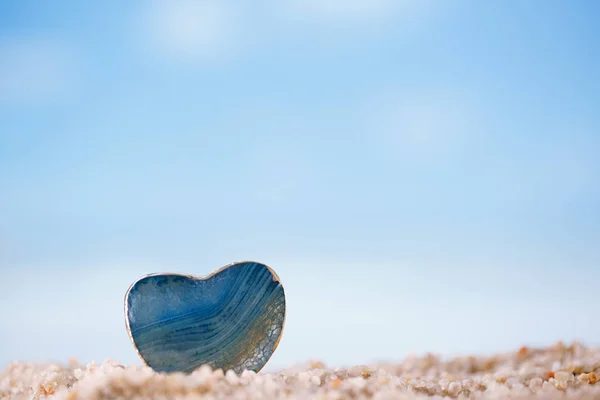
[1, 342, 599, 399]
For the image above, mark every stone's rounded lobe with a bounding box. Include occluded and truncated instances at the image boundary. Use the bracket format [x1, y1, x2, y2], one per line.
[125, 261, 285, 374]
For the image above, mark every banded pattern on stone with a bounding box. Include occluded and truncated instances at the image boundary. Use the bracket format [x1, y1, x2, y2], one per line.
[125, 262, 285, 374]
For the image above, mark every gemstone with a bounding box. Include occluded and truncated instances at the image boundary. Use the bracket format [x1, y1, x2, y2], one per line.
[125, 261, 286, 374]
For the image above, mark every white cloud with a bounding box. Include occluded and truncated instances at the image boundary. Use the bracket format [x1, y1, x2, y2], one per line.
[137, 0, 238, 63]
[133, 0, 440, 63]
[0, 38, 76, 104]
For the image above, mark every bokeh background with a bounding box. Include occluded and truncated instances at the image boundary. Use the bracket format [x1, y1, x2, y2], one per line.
[1, 0, 599, 371]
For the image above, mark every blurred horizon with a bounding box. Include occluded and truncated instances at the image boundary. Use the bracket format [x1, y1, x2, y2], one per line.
[1, 0, 599, 370]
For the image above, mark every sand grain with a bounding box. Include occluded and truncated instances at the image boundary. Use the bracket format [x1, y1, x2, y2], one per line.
[2, 342, 600, 399]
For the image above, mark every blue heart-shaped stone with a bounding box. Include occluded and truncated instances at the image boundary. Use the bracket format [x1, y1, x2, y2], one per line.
[124, 261, 286, 374]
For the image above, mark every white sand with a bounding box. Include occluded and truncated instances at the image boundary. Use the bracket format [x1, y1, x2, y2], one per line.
[2, 342, 600, 399]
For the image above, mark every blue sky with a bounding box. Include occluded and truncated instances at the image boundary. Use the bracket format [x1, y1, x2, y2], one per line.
[1, 0, 599, 370]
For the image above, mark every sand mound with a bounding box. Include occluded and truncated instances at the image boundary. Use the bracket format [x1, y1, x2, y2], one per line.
[2, 342, 600, 399]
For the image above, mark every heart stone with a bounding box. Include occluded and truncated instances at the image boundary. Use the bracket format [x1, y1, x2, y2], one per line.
[125, 261, 286, 374]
